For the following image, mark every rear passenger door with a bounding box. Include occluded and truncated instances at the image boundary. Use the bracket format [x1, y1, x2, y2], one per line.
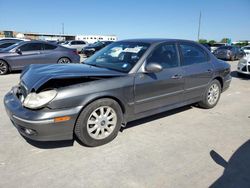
[40, 43, 59, 64]
[179, 43, 214, 101]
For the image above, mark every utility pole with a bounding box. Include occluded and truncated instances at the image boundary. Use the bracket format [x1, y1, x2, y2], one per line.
[197, 11, 201, 41]
[62, 23, 64, 35]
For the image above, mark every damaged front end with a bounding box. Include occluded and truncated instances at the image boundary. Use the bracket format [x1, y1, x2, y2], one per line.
[16, 63, 126, 110]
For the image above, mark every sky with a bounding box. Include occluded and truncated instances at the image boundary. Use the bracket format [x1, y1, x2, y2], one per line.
[0, 0, 249, 42]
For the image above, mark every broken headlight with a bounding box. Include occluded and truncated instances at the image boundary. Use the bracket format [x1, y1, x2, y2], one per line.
[23, 90, 57, 109]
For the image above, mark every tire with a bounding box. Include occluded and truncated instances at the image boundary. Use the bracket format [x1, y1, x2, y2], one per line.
[57, 57, 71, 64]
[0, 60, 9, 75]
[74, 98, 123, 147]
[198, 79, 221, 109]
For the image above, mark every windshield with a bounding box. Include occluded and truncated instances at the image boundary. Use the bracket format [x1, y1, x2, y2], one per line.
[0, 41, 23, 52]
[84, 41, 150, 73]
[91, 41, 103, 47]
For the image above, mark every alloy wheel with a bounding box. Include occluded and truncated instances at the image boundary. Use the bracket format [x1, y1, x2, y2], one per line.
[0, 60, 8, 75]
[207, 83, 220, 105]
[58, 58, 71, 64]
[87, 106, 117, 140]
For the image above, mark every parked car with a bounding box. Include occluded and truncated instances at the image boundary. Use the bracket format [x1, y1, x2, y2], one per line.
[241, 46, 250, 55]
[237, 54, 250, 76]
[61, 40, 88, 52]
[0, 40, 80, 75]
[81, 41, 113, 57]
[211, 43, 227, 53]
[0, 38, 28, 50]
[4, 39, 231, 146]
[213, 46, 245, 61]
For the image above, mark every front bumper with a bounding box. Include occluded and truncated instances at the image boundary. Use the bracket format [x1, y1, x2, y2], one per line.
[237, 63, 250, 75]
[4, 88, 82, 141]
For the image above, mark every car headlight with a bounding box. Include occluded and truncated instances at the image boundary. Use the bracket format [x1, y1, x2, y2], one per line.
[238, 59, 247, 66]
[23, 90, 57, 109]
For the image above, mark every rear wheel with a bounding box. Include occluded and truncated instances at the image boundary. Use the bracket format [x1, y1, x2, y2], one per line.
[57, 57, 71, 64]
[199, 80, 221, 109]
[0, 60, 9, 75]
[75, 98, 123, 147]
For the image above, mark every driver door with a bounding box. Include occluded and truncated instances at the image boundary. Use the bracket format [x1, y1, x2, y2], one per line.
[8, 42, 44, 70]
[134, 43, 185, 114]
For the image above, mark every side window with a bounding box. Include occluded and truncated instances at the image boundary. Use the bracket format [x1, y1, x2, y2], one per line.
[19, 43, 43, 51]
[78, 41, 86, 45]
[44, 44, 57, 50]
[180, 44, 208, 66]
[147, 44, 179, 68]
[71, 41, 77, 45]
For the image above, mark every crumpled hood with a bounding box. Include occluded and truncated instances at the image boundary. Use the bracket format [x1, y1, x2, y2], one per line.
[21, 64, 126, 92]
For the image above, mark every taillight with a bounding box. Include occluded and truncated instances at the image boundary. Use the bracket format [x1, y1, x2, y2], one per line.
[72, 50, 78, 55]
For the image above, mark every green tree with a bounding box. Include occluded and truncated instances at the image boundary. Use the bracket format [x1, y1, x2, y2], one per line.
[220, 38, 230, 43]
[208, 40, 216, 45]
[198, 39, 207, 44]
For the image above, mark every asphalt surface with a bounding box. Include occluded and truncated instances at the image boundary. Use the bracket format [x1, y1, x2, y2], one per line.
[0, 61, 249, 188]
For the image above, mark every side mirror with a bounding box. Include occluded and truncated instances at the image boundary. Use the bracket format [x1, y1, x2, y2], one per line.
[145, 62, 163, 73]
[16, 48, 22, 54]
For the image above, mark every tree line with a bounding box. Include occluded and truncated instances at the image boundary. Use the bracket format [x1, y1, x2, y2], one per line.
[198, 38, 249, 47]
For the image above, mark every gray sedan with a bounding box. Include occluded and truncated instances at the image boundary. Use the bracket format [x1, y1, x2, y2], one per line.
[0, 40, 80, 75]
[4, 39, 231, 147]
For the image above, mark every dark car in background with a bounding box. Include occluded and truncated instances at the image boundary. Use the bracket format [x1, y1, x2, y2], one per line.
[201, 43, 211, 51]
[213, 46, 245, 61]
[81, 41, 113, 57]
[0, 40, 80, 75]
[4, 39, 231, 147]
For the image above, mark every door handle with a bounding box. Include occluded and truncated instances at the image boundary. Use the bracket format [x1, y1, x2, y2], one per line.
[171, 74, 182, 79]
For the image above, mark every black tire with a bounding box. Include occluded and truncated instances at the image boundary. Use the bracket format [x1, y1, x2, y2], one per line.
[0, 60, 9, 75]
[198, 79, 221, 109]
[57, 57, 71, 64]
[74, 98, 123, 147]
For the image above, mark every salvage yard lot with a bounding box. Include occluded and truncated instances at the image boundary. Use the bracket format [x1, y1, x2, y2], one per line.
[0, 61, 249, 188]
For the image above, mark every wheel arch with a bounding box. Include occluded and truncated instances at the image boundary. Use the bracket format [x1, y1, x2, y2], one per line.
[213, 76, 223, 89]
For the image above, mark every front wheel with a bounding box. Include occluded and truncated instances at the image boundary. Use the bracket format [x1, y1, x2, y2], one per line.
[57, 57, 71, 64]
[198, 80, 221, 109]
[0, 60, 9, 75]
[75, 98, 123, 147]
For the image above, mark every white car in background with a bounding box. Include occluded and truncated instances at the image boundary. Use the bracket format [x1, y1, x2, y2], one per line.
[61, 40, 88, 52]
[241, 46, 250, 55]
[237, 54, 250, 76]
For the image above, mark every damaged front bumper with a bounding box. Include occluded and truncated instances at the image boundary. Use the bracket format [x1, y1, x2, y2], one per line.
[4, 87, 82, 141]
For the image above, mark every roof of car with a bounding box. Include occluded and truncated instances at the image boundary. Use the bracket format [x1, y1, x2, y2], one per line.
[119, 38, 196, 44]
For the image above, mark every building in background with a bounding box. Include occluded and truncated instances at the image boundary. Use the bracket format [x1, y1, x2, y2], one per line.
[0, 30, 117, 43]
[76, 35, 117, 44]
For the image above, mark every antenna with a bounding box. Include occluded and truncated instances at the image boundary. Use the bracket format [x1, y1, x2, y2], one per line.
[197, 11, 201, 41]
[62, 23, 64, 35]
